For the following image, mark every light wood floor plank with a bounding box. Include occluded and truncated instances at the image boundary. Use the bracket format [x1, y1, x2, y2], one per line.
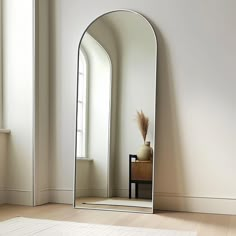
[228, 215, 236, 236]
[0, 203, 235, 236]
[194, 213, 229, 236]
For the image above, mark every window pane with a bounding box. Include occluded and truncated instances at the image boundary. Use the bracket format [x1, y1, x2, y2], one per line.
[79, 54, 84, 74]
[77, 51, 87, 158]
[77, 131, 83, 157]
[77, 102, 83, 131]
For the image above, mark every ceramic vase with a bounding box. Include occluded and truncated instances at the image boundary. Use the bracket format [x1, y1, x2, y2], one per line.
[137, 141, 153, 161]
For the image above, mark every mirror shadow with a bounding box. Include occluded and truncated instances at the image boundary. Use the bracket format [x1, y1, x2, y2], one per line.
[74, 10, 157, 213]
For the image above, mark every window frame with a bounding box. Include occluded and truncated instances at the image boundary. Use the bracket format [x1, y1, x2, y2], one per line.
[76, 48, 89, 159]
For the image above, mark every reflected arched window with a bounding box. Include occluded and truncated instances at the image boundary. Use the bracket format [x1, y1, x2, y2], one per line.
[77, 50, 87, 158]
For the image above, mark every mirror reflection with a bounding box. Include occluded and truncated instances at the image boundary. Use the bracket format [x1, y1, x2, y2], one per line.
[74, 10, 157, 213]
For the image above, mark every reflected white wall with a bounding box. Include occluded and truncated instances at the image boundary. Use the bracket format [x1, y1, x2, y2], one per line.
[86, 13, 156, 199]
[87, 20, 118, 197]
[76, 33, 111, 198]
[107, 13, 156, 198]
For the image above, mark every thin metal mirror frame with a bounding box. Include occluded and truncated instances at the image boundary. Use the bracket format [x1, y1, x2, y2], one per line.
[73, 9, 158, 214]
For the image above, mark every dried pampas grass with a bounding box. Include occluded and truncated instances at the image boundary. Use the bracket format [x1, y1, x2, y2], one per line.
[136, 110, 149, 143]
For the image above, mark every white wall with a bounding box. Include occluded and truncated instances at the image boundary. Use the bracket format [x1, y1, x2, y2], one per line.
[49, 0, 77, 203]
[34, 0, 50, 205]
[0, 132, 8, 204]
[2, 0, 34, 206]
[49, 0, 236, 214]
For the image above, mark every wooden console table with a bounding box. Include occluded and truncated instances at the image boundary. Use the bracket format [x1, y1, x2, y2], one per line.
[129, 154, 153, 198]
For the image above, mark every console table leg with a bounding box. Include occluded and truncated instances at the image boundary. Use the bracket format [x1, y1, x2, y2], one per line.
[135, 183, 139, 198]
[129, 181, 131, 198]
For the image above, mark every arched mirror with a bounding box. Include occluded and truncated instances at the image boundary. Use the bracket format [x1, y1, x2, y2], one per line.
[74, 10, 157, 213]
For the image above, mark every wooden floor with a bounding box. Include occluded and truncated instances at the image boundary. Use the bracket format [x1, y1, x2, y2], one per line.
[0, 204, 236, 235]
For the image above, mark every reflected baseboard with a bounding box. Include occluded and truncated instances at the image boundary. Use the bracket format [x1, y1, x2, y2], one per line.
[76, 188, 107, 198]
[113, 188, 152, 199]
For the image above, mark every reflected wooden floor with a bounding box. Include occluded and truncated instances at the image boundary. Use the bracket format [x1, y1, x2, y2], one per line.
[75, 197, 153, 213]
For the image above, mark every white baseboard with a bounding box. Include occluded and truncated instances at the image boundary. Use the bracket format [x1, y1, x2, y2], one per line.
[0, 188, 6, 204]
[51, 188, 107, 204]
[154, 192, 236, 215]
[35, 189, 49, 206]
[7, 189, 33, 206]
[10, 187, 236, 215]
[49, 189, 73, 204]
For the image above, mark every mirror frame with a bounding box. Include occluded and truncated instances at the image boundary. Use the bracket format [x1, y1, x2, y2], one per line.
[73, 9, 158, 214]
